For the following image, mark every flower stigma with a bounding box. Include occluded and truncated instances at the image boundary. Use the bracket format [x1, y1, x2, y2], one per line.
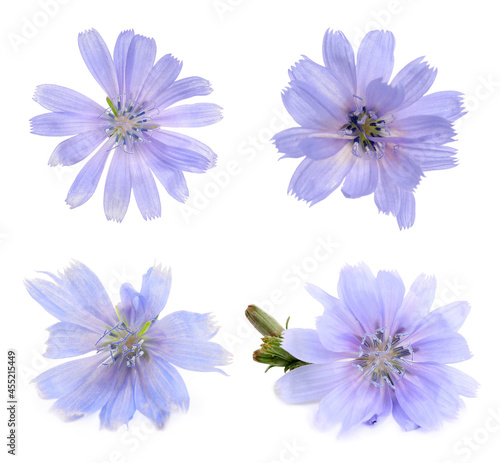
[352, 327, 414, 389]
[103, 95, 159, 153]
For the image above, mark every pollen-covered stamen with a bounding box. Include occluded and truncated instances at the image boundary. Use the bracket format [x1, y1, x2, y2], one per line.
[352, 327, 413, 390]
[338, 96, 393, 159]
[96, 322, 146, 368]
[102, 94, 159, 153]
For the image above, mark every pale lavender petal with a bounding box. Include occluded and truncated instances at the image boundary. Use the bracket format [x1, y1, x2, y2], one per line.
[49, 130, 105, 167]
[272, 127, 319, 158]
[142, 149, 189, 202]
[376, 270, 405, 327]
[30, 112, 105, 136]
[394, 274, 436, 331]
[337, 262, 384, 333]
[322, 29, 357, 95]
[155, 103, 223, 127]
[154, 311, 219, 342]
[390, 57, 437, 110]
[396, 91, 465, 122]
[275, 362, 346, 403]
[45, 322, 97, 358]
[383, 115, 455, 145]
[341, 158, 379, 198]
[288, 144, 355, 205]
[66, 140, 113, 208]
[396, 189, 416, 230]
[374, 164, 401, 215]
[118, 283, 146, 330]
[104, 149, 132, 222]
[113, 30, 135, 95]
[378, 144, 423, 190]
[289, 57, 352, 113]
[33, 84, 104, 115]
[414, 332, 472, 364]
[139, 264, 172, 321]
[78, 29, 118, 98]
[404, 144, 458, 171]
[282, 80, 346, 130]
[155, 76, 212, 109]
[298, 136, 349, 160]
[364, 79, 404, 116]
[282, 329, 344, 363]
[356, 31, 395, 95]
[125, 34, 156, 100]
[138, 54, 183, 107]
[130, 148, 161, 220]
[392, 397, 420, 431]
[99, 367, 136, 430]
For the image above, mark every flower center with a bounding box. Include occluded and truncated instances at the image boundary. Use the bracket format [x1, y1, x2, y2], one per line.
[352, 327, 413, 389]
[339, 97, 392, 159]
[103, 95, 159, 153]
[96, 322, 146, 368]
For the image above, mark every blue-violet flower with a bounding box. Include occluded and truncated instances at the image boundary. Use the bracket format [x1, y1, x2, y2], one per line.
[31, 29, 222, 222]
[26, 261, 231, 429]
[276, 263, 477, 432]
[272, 30, 465, 229]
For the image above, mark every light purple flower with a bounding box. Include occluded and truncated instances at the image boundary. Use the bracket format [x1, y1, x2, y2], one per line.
[31, 29, 222, 222]
[26, 261, 231, 430]
[275, 263, 477, 433]
[272, 30, 465, 229]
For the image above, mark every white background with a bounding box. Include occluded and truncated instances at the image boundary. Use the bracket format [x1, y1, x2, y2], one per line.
[2, 0, 500, 462]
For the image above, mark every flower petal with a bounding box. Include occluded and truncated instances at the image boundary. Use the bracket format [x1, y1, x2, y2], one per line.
[289, 56, 352, 114]
[78, 29, 119, 98]
[152, 339, 231, 374]
[139, 264, 172, 321]
[392, 397, 420, 431]
[404, 144, 458, 171]
[125, 34, 157, 101]
[155, 76, 212, 109]
[288, 144, 355, 205]
[390, 57, 437, 110]
[396, 91, 465, 122]
[298, 136, 349, 160]
[66, 139, 113, 208]
[356, 31, 395, 96]
[414, 332, 472, 364]
[33, 353, 106, 400]
[30, 112, 105, 136]
[322, 29, 357, 95]
[33, 84, 104, 115]
[104, 149, 132, 222]
[376, 270, 405, 327]
[113, 30, 135, 95]
[272, 127, 319, 159]
[99, 367, 136, 430]
[396, 189, 416, 230]
[275, 362, 345, 403]
[142, 150, 189, 202]
[155, 103, 223, 127]
[130, 148, 161, 220]
[282, 328, 344, 363]
[44, 322, 97, 358]
[341, 158, 379, 198]
[374, 163, 401, 215]
[379, 144, 423, 190]
[50, 357, 120, 421]
[282, 80, 345, 130]
[155, 311, 219, 341]
[135, 353, 189, 421]
[383, 115, 456, 145]
[118, 283, 146, 330]
[393, 273, 436, 331]
[315, 374, 386, 431]
[337, 263, 384, 333]
[49, 130, 106, 167]
[364, 78, 405, 116]
[138, 54, 183, 108]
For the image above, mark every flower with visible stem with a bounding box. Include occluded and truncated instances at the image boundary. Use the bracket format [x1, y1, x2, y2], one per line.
[272, 30, 465, 229]
[253, 263, 477, 433]
[25, 261, 231, 430]
[31, 29, 222, 222]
